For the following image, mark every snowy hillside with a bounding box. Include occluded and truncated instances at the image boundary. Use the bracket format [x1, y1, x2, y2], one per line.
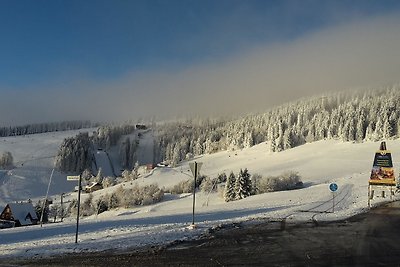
[0, 130, 96, 206]
[1, 135, 400, 259]
[0, 127, 155, 206]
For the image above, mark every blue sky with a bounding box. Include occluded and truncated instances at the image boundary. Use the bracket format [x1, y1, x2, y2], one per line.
[1, 0, 400, 125]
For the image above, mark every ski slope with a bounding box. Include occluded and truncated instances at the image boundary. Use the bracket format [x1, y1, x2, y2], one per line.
[0, 130, 97, 206]
[93, 150, 115, 177]
[1, 133, 400, 260]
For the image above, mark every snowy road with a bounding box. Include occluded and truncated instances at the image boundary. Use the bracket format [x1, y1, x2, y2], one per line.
[12, 201, 400, 266]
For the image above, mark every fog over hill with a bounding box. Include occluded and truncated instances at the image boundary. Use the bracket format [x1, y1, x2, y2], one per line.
[155, 85, 400, 166]
[1, 13, 400, 125]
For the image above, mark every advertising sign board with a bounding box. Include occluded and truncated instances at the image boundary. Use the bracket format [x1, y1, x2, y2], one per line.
[369, 144, 395, 186]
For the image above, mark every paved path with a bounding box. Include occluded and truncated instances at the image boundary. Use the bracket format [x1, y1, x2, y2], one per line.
[13, 201, 400, 266]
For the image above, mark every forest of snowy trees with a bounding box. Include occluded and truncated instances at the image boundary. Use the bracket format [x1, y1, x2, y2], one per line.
[154, 85, 400, 165]
[92, 125, 136, 150]
[55, 124, 137, 173]
[0, 120, 94, 137]
[54, 132, 93, 173]
[53, 85, 400, 173]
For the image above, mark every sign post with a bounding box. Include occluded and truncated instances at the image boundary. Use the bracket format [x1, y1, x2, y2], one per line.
[75, 174, 82, 243]
[329, 183, 338, 213]
[67, 175, 82, 243]
[189, 161, 202, 228]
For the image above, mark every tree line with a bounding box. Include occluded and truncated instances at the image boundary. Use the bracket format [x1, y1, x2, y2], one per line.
[0, 120, 95, 137]
[55, 124, 137, 173]
[154, 85, 400, 164]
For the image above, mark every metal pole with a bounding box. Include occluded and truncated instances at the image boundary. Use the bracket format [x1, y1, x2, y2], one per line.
[75, 175, 82, 244]
[192, 162, 197, 226]
[60, 193, 64, 222]
[332, 192, 335, 213]
[40, 168, 54, 227]
[368, 185, 370, 207]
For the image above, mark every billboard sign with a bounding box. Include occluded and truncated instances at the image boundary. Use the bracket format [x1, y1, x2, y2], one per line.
[369, 143, 395, 185]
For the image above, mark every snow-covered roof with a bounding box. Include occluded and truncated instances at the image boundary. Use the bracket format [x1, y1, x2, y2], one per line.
[7, 202, 38, 226]
[87, 182, 102, 188]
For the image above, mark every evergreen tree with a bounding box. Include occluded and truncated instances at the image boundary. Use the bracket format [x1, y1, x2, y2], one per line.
[0, 151, 13, 169]
[224, 172, 236, 202]
[95, 167, 104, 183]
[235, 168, 251, 200]
[355, 117, 365, 141]
[383, 118, 393, 139]
[81, 168, 93, 183]
[35, 200, 49, 223]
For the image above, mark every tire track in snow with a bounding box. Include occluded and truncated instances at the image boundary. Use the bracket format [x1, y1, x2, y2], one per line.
[280, 183, 353, 226]
[301, 183, 353, 213]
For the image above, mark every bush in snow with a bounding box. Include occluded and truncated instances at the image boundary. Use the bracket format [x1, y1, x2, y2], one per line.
[35, 199, 49, 223]
[200, 176, 218, 193]
[216, 173, 227, 183]
[102, 176, 116, 188]
[167, 179, 194, 194]
[103, 192, 120, 210]
[48, 204, 61, 222]
[116, 184, 164, 208]
[80, 193, 95, 217]
[66, 199, 78, 216]
[94, 197, 109, 215]
[257, 171, 303, 193]
[250, 173, 262, 195]
[121, 168, 139, 181]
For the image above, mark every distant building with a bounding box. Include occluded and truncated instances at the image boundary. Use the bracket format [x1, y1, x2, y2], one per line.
[0, 202, 38, 227]
[85, 182, 103, 193]
[135, 124, 147, 130]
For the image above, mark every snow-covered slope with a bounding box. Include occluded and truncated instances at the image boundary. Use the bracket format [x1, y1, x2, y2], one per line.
[0, 130, 98, 206]
[1, 134, 400, 260]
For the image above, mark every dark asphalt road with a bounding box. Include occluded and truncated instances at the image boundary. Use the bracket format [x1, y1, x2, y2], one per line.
[12, 201, 400, 266]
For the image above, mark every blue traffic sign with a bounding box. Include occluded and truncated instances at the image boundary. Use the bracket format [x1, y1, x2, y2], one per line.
[329, 183, 338, 192]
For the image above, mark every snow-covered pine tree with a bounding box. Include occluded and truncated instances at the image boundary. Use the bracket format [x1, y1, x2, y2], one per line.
[81, 168, 93, 183]
[0, 151, 13, 169]
[94, 167, 104, 183]
[132, 161, 139, 180]
[224, 171, 236, 202]
[55, 132, 93, 173]
[121, 169, 131, 181]
[383, 118, 393, 139]
[235, 168, 251, 200]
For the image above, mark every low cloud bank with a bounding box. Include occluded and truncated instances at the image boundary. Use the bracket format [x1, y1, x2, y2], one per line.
[2, 13, 400, 125]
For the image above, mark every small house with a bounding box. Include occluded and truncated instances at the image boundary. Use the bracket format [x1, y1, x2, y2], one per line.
[85, 182, 103, 193]
[146, 163, 156, 171]
[0, 202, 39, 227]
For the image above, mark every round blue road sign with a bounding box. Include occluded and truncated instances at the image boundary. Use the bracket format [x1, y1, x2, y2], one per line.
[329, 183, 338, 192]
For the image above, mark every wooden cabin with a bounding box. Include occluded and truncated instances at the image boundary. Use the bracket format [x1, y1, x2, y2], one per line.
[85, 182, 103, 193]
[0, 202, 38, 227]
